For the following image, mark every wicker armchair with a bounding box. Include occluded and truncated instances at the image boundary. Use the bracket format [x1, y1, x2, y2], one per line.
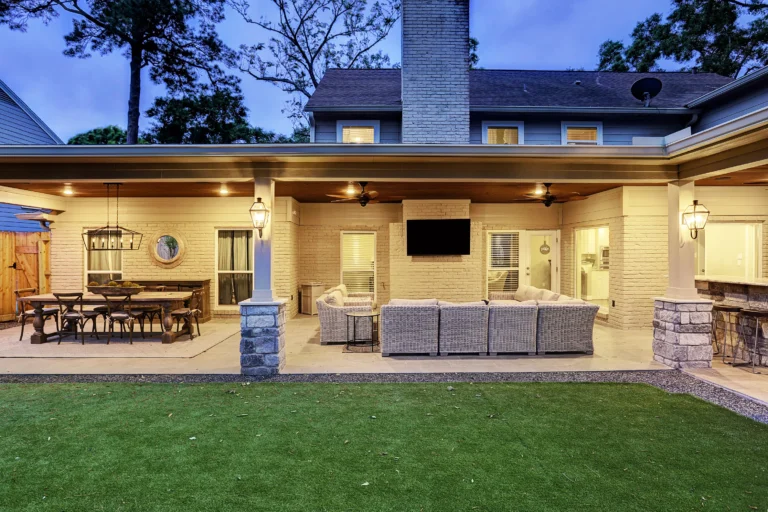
[488, 301, 538, 355]
[438, 303, 489, 355]
[536, 302, 599, 354]
[381, 305, 439, 356]
[316, 294, 372, 345]
[324, 284, 375, 307]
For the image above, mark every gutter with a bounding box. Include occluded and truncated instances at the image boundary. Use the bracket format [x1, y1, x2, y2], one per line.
[306, 105, 698, 115]
[685, 66, 768, 108]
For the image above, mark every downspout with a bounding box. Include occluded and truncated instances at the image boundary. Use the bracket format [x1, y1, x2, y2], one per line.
[685, 113, 699, 128]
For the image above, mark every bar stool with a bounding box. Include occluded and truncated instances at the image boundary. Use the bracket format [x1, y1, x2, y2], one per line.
[735, 309, 768, 374]
[712, 303, 742, 360]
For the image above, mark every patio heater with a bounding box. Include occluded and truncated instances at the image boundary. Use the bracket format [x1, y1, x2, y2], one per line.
[82, 183, 144, 251]
[682, 200, 710, 240]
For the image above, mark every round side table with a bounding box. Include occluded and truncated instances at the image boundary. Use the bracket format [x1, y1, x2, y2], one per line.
[345, 311, 380, 352]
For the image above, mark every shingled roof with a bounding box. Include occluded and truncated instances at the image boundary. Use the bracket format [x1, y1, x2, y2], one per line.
[305, 69, 733, 112]
[0, 79, 62, 145]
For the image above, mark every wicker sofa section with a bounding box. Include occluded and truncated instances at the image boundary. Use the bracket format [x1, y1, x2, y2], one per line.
[438, 302, 489, 355]
[536, 302, 599, 354]
[487, 301, 538, 355]
[381, 303, 440, 356]
[324, 284, 376, 308]
[316, 293, 372, 345]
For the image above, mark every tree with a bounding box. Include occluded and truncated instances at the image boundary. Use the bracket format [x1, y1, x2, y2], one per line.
[469, 37, 480, 69]
[273, 126, 310, 143]
[142, 84, 259, 144]
[68, 125, 128, 145]
[1, 0, 229, 144]
[228, 0, 400, 122]
[596, 0, 768, 77]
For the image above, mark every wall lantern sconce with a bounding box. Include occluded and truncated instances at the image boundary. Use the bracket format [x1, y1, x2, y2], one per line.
[682, 200, 709, 239]
[250, 197, 270, 238]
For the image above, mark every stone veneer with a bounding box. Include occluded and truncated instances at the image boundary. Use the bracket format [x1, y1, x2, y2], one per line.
[239, 300, 286, 375]
[653, 298, 713, 369]
[696, 279, 768, 366]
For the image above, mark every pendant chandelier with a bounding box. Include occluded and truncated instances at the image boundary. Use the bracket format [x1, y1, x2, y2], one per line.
[82, 183, 144, 251]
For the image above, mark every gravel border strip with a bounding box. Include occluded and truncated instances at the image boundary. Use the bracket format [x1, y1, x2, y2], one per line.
[1, 370, 767, 423]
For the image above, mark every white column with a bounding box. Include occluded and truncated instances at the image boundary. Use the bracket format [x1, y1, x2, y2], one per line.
[666, 180, 698, 299]
[251, 178, 275, 302]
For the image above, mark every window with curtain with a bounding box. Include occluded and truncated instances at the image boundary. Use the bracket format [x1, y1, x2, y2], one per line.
[487, 127, 519, 145]
[85, 232, 122, 285]
[217, 230, 253, 306]
[563, 124, 601, 145]
[487, 231, 520, 294]
[342, 126, 375, 144]
[341, 232, 376, 295]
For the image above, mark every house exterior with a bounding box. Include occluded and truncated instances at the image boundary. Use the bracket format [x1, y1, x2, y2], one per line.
[1, 0, 768, 375]
[0, 78, 62, 145]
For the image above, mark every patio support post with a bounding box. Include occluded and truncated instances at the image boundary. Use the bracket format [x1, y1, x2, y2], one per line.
[652, 181, 713, 369]
[239, 178, 286, 376]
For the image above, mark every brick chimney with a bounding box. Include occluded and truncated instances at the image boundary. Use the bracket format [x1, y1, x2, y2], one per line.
[401, 0, 470, 144]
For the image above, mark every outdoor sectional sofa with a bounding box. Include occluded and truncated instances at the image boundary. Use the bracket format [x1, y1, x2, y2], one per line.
[380, 285, 599, 356]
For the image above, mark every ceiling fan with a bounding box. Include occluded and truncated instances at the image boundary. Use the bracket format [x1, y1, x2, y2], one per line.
[326, 182, 405, 207]
[512, 183, 588, 207]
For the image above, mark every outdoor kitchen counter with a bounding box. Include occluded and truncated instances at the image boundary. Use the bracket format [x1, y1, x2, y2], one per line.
[695, 276, 768, 367]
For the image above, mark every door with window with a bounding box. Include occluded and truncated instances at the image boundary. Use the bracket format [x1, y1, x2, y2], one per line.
[216, 229, 253, 307]
[486, 231, 559, 295]
[341, 232, 376, 299]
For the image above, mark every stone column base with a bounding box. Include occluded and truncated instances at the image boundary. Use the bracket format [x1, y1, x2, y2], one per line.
[653, 297, 713, 369]
[239, 299, 286, 376]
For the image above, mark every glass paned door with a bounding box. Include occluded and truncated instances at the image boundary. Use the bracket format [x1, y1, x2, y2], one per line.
[526, 231, 558, 292]
[487, 231, 521, 294]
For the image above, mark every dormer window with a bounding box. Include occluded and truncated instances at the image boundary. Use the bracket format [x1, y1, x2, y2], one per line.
[337, 120, 380, 143]
[482, 121, 524, 145]
[562, 122, 603, 145]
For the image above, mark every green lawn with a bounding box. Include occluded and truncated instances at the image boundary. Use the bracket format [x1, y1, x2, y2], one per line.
[1, 382, 767, 511]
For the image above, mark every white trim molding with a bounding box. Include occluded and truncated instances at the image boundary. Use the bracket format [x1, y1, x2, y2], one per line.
[481, 120, 525, 145]
[336, 120, 381, 143]
[561, 121, 604, 145]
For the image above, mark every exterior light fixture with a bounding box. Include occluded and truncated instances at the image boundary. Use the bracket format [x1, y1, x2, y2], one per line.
[250, 197, 270, 238]
[82, 183, 143, 251]
[682, 200, 709, 239]
[63, 184, 74, 196]
[219, 183, 229, 195]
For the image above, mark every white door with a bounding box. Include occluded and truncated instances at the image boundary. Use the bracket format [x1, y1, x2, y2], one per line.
[524, 230, 560, 293]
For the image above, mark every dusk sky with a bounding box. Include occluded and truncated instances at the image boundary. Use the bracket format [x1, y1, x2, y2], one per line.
[0, 0, 673, 142]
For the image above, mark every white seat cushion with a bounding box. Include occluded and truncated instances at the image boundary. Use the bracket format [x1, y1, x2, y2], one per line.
[389, 298, 439, 306]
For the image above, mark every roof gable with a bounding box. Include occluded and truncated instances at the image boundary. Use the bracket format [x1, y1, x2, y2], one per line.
[0, 79, 63, 145]
[305, 69, 733, 112]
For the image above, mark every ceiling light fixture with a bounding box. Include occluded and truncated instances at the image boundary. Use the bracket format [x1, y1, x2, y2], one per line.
[345, 182, 357, 196]
[219, 183, 229, 195]
[63, 184, 74, 196]
[82, 183, 143, 251]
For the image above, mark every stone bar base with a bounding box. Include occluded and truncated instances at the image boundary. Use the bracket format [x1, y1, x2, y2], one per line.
[239, 299, 286, 376]
[653, 297, 713, 369]
[697, 279, 768, 367]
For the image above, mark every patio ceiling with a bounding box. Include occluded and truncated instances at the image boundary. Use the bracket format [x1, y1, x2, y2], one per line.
[1, 181, 626, 202]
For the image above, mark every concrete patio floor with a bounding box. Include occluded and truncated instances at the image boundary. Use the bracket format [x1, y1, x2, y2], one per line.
[2, 314, 768, 408]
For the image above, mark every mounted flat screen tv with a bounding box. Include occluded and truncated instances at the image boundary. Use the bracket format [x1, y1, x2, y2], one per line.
[407, 219, 471, 256]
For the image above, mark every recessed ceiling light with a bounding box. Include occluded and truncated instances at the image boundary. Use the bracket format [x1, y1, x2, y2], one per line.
[63, 184, 74, 196]
[345, 182, 357, 196]
[219, 183, 229, 195]
[533, 183, 544, 196]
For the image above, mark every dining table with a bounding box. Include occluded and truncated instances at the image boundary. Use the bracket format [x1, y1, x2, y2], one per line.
[17, 291, 193, 344]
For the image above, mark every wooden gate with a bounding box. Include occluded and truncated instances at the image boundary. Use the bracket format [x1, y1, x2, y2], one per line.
[0, 232, 51, 321]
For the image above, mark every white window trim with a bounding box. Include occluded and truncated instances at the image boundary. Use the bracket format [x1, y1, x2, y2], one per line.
[561, 121, 603, 145]
[481, 121, 525, 144]
[82, 228, 123, 287]
[340, 231, 377, 302]
[485, 230, 522, 298]
[214, 227, 255, 310]
[696, 221, 763, 278]
[336, 120, 381, 143]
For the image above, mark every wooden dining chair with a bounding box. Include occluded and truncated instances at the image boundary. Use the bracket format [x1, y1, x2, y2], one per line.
[53, 293, 100, 344]
[15, 288, 59, 342]
[171, 288, 203, 340]
[127, 285, 164, 337]
[102, 294, 137, 344]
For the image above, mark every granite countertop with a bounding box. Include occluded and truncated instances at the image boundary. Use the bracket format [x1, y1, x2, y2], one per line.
[695, 275, 768, 287]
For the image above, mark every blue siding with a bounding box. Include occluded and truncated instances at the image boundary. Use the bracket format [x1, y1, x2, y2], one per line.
[694, 84, 768, 133]
[0, 203, 48, 233]
[313, 113, 401, 143]
[0, 81, 61, 145]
